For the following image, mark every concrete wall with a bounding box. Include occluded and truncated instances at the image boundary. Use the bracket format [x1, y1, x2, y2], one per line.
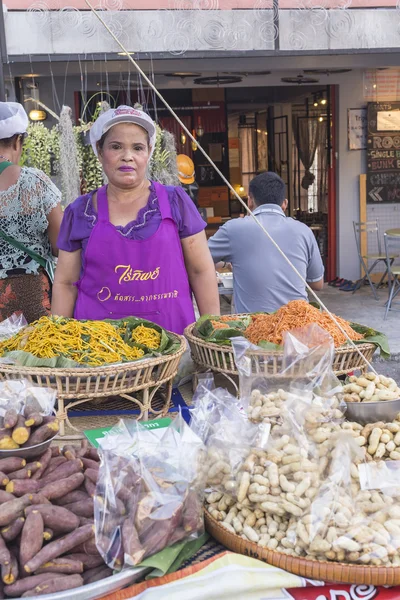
[5, 7, 400, 56]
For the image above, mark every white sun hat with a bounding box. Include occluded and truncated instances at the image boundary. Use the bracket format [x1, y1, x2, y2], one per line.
[89, 105, 157, 157]
[0, 102, 29, 140]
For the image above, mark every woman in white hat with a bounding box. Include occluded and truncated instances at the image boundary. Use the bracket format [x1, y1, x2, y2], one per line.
[52, 106, 219, 334]
[0, 102, 63, 323]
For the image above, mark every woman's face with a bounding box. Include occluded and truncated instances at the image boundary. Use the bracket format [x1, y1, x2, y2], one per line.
[98, 123, 151, 189]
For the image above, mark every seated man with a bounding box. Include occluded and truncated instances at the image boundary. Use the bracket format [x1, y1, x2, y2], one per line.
[208, 171, 324, 313]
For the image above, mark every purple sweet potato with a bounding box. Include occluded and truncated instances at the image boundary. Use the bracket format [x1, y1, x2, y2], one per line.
[0, 472, 9, 487]
[35, 557, 83, 575]
[29, 493, 51, 505]
[50, 446, 60, 458]
[85, 448, 100, 462]
[1, 553, 18, 585]
[0, 430, 18, 450]
[25, 461, 42, 476]
[0, 495, 31, 527]
[39, 459, 83, 486]
[43, 527, 54, 541]
[65, 553, 104, 570]
[3, 409, 18, 430]
[7, 467, 33, 481]
[69, 536, 99, 556]
[84, 468, 98, 485]
[63, 445, 77, 461]
[0, 537, 10, 566]
[169, 527, 188, 546]
[40, 473, 85, 501]
[84, 477, 96, 498]
[0, 491, 14, 503]
[0, 517, 25, 542]
[81, 458, 99, 471]
[78, 517, 94, 527]
[31, 449, 52, 481]
[20, 510, 44, 568]
[24, 413, 43, 428]
[182, 489, 203, 533]
[54, 490, 89, 506]
[21, 574, 83, 596]
[77, 439, 88, 457]
[24, 525, 94, 573]
[42, 456, 67, 477]
[121, 516, 145, 565]
[96, 494, 126, 517]
[11, 415, 30, 446]
[63, 498, 94, 518]
[4, 573, 54, 597]
[83, 565, 112, 584]
[140, 499, 184, 559]
[6, 480, 40, 496]
[22, 422, 58, 448]
[24, 505, 79, 534]
[0, 458, 25, 474]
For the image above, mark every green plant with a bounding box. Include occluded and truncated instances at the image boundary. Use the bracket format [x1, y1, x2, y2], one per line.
[20, 124, 55, 176]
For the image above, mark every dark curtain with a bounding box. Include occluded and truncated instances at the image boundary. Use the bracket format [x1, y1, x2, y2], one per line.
[294, 117, 321, 191]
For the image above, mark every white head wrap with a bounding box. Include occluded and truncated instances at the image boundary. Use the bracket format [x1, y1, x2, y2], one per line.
[89, 106, 157, 158]
[0, 102, 29, 140]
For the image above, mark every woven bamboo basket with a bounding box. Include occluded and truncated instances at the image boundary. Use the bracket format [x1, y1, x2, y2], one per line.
[0, 335, 186, 436]
[185, 323, 376, 378]
[205, 511, 400, 585]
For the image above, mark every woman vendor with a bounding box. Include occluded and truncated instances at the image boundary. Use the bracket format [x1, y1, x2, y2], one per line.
[52, 106, 219, 334]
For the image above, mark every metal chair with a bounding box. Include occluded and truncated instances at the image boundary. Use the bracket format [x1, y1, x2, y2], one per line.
[384, 230, 400, 319]
[353, 220, 396, 300]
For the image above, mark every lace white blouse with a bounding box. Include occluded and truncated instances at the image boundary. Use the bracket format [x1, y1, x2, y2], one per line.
[0, 167, 61, 279]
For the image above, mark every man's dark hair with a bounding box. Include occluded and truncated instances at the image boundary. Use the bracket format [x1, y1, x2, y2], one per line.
[249, 171, 286, 207]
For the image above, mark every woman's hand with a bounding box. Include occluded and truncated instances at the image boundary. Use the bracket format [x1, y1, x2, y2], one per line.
[51, 249, 81, 317]
[181, 231, 220, 316]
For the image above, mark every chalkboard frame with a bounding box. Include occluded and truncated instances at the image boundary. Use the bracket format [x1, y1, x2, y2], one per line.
[367, 102, 400, 204]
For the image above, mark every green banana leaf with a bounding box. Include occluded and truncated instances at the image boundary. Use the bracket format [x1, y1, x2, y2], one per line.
[1, 345, 152, 368]
[193, 314, 390, 358]
[350, 322, 390, 359]
[194, 315, 251, 344]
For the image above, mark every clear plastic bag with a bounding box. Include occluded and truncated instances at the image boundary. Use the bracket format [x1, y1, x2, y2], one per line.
[0, 379, 56, 418]
[94, 413, 205, 569]
[285, 432, 400, 566]
[0, 313, 27, 343]
[232, 324, 345, 425]
[190, 385, 270, 504]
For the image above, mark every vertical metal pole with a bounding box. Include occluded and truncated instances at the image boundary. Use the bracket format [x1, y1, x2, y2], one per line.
[0, 0, 7, 101]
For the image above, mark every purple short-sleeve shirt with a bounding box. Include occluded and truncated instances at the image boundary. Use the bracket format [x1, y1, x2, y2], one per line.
[57, 182, 206, 269]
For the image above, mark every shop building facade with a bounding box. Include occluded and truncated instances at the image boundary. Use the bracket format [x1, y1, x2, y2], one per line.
[2, 0, 400, 282]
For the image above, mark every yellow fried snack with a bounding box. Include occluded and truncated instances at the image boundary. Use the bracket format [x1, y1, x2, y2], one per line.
[0, 317, 145, 367]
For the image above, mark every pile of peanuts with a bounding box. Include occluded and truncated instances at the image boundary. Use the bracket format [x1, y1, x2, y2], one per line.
[343, 372, 400, 403]
[205, 391, 400, 566]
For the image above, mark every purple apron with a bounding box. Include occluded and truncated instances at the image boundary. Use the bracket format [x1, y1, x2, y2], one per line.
[74, 182, 195, 334]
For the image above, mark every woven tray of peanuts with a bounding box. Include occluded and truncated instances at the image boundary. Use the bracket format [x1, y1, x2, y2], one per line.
[202, 374, 400, 585]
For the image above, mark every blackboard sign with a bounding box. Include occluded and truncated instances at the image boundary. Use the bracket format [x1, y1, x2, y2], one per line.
[367, 102, 400, 203]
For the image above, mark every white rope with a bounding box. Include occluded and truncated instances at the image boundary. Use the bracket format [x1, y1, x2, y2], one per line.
[83, 0, 377, 374]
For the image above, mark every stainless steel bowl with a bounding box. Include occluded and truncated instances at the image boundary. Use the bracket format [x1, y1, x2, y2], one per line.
[345, 398, 400, 425]
[0, 432, 58, 460]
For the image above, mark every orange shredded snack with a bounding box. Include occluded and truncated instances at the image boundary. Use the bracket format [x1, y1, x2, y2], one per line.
[210, 320, 230, 330]
[220, 316, 240, 322]
[244, 300, 364, 348]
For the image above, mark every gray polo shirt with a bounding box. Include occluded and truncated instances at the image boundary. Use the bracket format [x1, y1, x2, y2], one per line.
[208, 204, 324, 313]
